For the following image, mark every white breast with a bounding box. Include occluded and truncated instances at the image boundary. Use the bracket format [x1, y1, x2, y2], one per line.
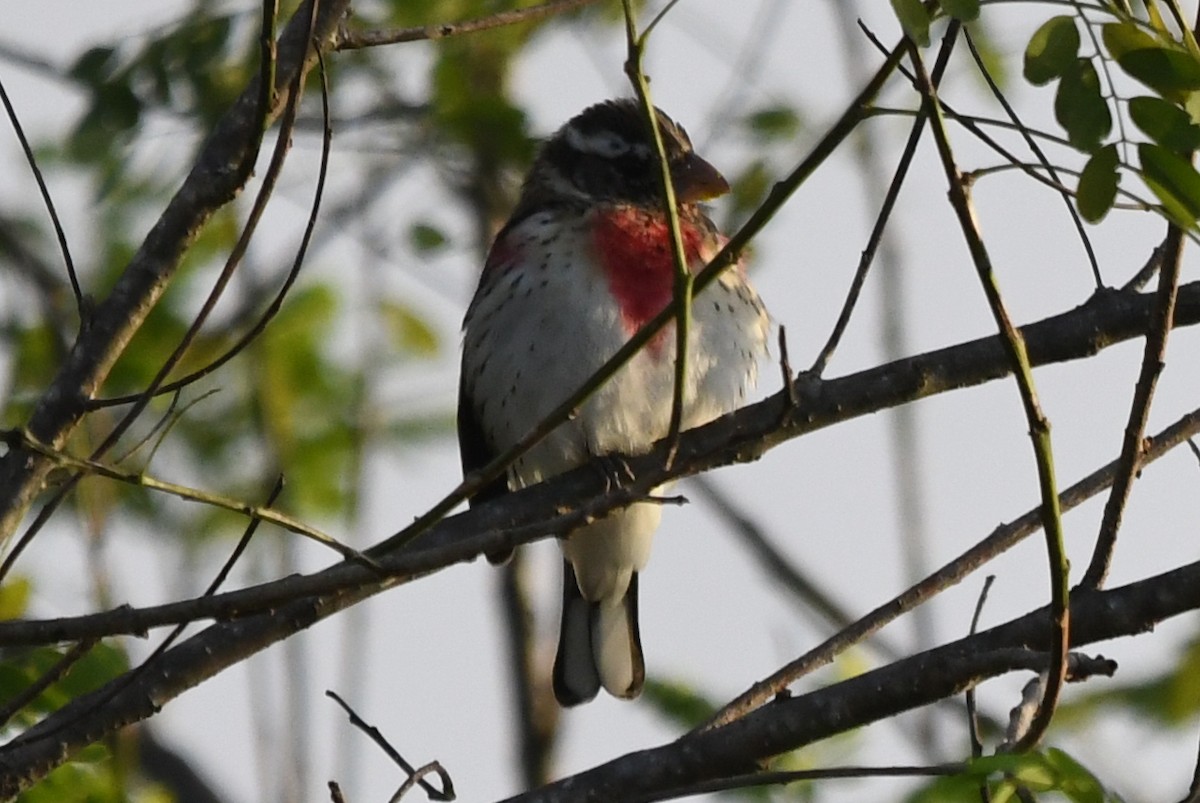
[461, 210, 769, 489]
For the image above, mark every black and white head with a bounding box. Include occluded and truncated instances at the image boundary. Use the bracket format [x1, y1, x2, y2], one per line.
[515, 99, 729, 214]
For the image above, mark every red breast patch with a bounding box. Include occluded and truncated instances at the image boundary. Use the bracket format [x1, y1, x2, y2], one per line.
[592, 208, 704, 344]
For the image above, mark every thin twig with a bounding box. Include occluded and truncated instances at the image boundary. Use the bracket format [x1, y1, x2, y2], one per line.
[0, 0, 307, 583]
[856, 25, 1161, 217]
[907, 36, 1069, 754]
[335, 0, 599, 49]
[0, 74, 84, 315]
[89, 33, 334, 409]
[777, 326, 798, 409]
[8, 477, 281, 751]
[698, 404, 1200, 731]
[1122, 238, 1167, 292]
[89, 0, 314, 461]
[3, 430, 377, 567]
[0, 639, 98, 729]
[962, 27, 1103, 289]
[809, 9, 956, 376]
[967, 575, 995, 803]
[326, 690, 454, 801]
[389, 762, 455, 803]
[620, 0, 694, 464]
[0, 0, 348, 556]
[1080, 225, 1185, 588]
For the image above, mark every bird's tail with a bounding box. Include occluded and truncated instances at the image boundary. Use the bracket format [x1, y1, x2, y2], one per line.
[553, 562, 644, 706]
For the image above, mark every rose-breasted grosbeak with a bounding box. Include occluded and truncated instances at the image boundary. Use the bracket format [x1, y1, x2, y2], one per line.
[458, 99, 769, 706]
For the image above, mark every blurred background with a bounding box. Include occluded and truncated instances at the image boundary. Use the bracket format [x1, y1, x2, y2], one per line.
[2, 1, 1199, 800]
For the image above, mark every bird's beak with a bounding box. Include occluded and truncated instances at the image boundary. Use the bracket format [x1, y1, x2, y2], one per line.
[671, 152, 730, 203]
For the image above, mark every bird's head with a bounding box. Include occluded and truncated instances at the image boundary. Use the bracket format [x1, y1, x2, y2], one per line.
[520, 99, 729, 212]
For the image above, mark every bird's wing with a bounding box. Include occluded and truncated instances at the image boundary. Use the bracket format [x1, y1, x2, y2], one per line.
[456, 373, 509, 509]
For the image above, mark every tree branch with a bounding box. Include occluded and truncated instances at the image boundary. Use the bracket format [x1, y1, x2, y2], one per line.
[0, 279, 1198, 793]
[0, 0, 352, 547]
[498, 563, 1198, 802]
[334, 0, 601, 50]
[0, 281, 1198, 650]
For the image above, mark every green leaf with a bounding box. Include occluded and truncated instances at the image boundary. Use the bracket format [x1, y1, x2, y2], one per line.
[891, 0, 931, 47]
[1129, 95, 1200, 153]
[408, 221, 448, 254]
[0, 573, 29, 619]
[1118, 47, 1200, 97]
[941, 0, 980, 22]
[1077, 144, 1120, 223]
[381, 301, 440, 358]
[1024, 16, 1080, 85]
[1103, 22, 1200, 101]
[1101, 20, 1160, 61]
[905, 772, 991, 803]
[729, 160, 772, 222]
[907, 750, 1120, 802]
[743, 105, 802, 143]
[1140, 142, 1200, 227]
[1042, 748, 1110, 803]
[0, 577, 31, 619]
[642, 679, 719, 729]
[67, 46, 116, 85]
[1055, 59, 1112, 152]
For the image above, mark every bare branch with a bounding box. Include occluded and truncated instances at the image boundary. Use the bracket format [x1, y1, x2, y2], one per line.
[0, 0, 352, 547]
[497, 569, 1194, 802]
[1082, 224, 1185, 588]
[335, 0, 601, 50]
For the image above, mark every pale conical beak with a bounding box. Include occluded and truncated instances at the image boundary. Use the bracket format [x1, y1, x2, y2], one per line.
[671, 152, 730, 203]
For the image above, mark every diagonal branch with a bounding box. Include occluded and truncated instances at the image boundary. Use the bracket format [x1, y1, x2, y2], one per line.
[500, 561, 1200, 802]
[0, 281, 1197, 651]
[1081, 223, 1185, 588]
[0, 280, 1197, 796]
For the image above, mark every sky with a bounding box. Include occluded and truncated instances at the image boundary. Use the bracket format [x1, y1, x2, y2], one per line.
[3, 1, 1200, 802]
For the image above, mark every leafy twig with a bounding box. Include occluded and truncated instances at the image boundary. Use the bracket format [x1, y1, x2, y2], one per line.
[0, 0, 351, 552]
[2, 430, 376, 567]
[907, 35, 1068, 754]
[89, 0, 334, 409]
[962, 27, 1103, 289]
[809, 16, 957, 375]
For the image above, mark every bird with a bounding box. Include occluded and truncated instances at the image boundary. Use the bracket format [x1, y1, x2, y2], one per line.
[458, 98, 770, 706]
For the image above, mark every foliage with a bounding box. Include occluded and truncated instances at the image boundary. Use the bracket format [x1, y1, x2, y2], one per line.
[907, 749, 1122, 803]
[1, 0, 1200, 800]
[1017, 3, 1200, 225]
